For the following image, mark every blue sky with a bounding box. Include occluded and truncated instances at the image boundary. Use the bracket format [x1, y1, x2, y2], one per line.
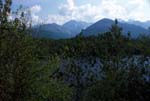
[12, 0, 150, 25]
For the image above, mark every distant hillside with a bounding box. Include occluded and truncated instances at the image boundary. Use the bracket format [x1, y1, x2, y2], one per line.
[32, 20, 91, 39]
[32, 23, 72, 39]
[32, 19, 150, 39]
[83, 18, 149, 38]
[62, 20, 91, 36]
[127, 20, 150, 29]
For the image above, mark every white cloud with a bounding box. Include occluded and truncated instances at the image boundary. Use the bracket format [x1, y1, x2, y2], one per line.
[30, 5, 41, 13]
[29, 5, 42, 24]
[46, 15, 69, 24]
[47, 0, 150, 24]
[67, 0, 75, 9]
[31, 14, 39, 23]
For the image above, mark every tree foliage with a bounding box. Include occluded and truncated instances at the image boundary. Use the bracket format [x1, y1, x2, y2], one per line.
[0, 0, 72, 100]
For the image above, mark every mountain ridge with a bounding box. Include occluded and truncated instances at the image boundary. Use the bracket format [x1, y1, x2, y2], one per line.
[32, 20, 91, 39]
[83, 18, 150, 38]
[32, 18, 150, 39]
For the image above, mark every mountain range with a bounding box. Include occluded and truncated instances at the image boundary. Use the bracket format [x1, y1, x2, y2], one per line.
[63, 20, 91, 37]
[126, 20, 150, 29]
[32, 18, 150, 39]
[32, 20, 91, 39]
[83, 18, 150, 38]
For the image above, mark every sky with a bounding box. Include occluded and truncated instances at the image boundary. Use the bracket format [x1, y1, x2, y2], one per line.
[12, 0, 150, 25]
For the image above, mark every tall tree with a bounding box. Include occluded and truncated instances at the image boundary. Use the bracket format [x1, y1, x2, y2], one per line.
[0, 1, 73, 101]
[0, 0, 35, 100]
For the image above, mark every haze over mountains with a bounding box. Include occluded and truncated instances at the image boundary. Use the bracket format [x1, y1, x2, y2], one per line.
[32, 18, 150, 39]
[127, 20, 150, 29]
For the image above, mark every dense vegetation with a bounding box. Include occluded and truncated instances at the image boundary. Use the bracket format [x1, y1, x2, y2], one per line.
[0, 0, 150, 101]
